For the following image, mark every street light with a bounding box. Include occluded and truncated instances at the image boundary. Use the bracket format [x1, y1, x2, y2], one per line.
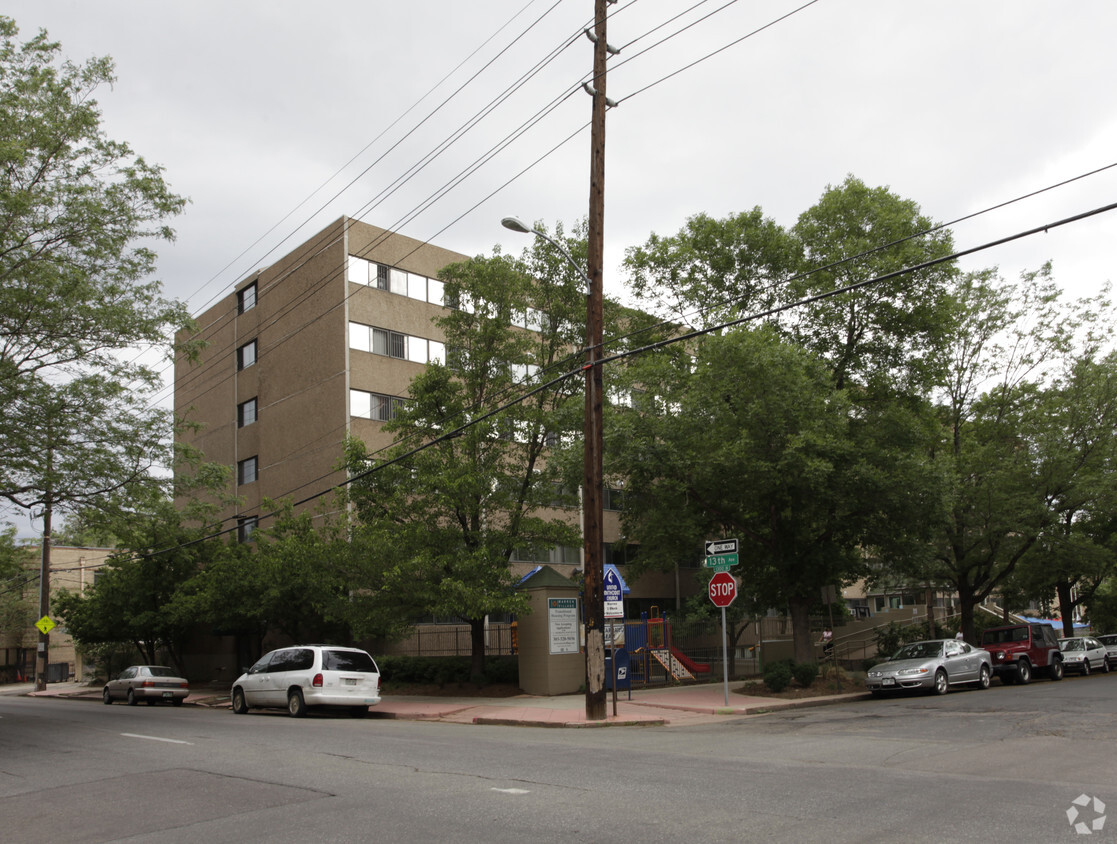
[502, 215, 607, 720]
[500, 218, 590, 295]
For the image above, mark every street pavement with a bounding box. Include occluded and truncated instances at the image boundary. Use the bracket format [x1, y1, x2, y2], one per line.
[4, 679, 870, 727]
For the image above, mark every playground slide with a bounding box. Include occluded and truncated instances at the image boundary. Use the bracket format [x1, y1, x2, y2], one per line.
[670, 646, 710, 674]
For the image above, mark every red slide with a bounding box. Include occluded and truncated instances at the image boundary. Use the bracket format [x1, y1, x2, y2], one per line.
[671, 647, 710, 674]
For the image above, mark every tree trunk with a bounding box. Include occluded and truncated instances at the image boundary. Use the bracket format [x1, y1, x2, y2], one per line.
[788, 595, 814, 663]
[925, 586, 937, 639]
[469, 617, 486, 685]
[1056, 580, 1075, 637]
[957, 584, 977, 643]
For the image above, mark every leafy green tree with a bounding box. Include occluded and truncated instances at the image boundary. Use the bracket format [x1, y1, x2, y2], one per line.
[0, 525, 37, 645]
[54, 498, 226, 675]
[610, 326, 938, 662]
[185, 505, 362, 660]
[0, 17, 189, 514]
[789, 175, 957, 392]
[929, 267, 1116, 641]
[623, 208, 801, 328]
[345, 248, 583, 682]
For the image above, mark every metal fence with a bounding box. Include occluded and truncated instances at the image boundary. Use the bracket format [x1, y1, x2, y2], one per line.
[380, 623, 516, 657]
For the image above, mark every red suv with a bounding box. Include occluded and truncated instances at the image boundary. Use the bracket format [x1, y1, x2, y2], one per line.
[979, 623, 1064, 684]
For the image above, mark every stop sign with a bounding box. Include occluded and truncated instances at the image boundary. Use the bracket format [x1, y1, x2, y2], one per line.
[708, 571, 737, 608]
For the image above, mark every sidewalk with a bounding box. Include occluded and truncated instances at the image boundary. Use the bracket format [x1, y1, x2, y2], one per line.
[4, 680, 870, 727]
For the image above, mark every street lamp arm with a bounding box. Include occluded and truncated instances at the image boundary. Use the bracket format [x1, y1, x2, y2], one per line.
[501, 217, 591, 295]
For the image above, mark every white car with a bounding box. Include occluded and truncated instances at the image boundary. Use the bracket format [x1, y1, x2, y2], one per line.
[1097, 634, 1117, 662]
[231, 645, 381, 717]
[1058, 637, 1111, 675]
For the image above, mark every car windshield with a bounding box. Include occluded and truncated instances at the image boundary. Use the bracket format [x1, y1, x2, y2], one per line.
[894, 642, 943, 660]
[323, 649, 378, 672]
[1098, 635, 1117, 645]
[147, 666, 180, 678]
[1060, 639, 1084, 651]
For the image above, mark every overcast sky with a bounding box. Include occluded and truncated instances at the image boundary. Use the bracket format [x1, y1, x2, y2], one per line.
[7, 1, 1117, 534]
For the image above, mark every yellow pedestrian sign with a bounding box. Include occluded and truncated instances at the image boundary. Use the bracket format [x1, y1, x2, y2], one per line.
[35, 616, 55, 635]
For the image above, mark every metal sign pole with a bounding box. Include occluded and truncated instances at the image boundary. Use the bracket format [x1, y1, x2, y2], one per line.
[721, 606, 729, 707]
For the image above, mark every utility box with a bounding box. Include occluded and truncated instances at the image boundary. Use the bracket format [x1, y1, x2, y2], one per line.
[516, 566, 583, 696]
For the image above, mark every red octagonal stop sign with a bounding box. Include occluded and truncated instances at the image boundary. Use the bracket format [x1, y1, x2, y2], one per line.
[708, 571, 738, 608]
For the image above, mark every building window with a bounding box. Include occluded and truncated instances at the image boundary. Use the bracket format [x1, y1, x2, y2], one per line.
[604, 486, 626, 511]
[237, 282, 257, 314]
[237, 516, 258, 543]
[376, 263, 389, 290]
[238, 456, 258, 485]
[350, 389, 407, 421]
[238, 398, 258, 427]
[237, 340, 257, 370]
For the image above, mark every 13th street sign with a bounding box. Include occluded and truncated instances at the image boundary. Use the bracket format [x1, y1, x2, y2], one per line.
[704, 538, 739, 571]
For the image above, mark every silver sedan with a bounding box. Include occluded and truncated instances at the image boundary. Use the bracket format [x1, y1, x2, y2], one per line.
[1059, 637, 1111, 675]
[103, 665, 190, 706]
[866, 639, 993, 696]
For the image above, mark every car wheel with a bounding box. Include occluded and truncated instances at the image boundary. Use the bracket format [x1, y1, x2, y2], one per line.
[1103, 657, 1111, 674]
[102, 687, 112, 705]
[1016, 661, 1032, 685]
[1049, 659, 1064, 681]
[349, 705, 368, 718]
[231, 688, 249, 715]
[1083, 659, 1091, 676]
[933, 669, 949, 695]
[126, 688, 138, 706]
[977, 665, 991, 690]
[287, 688, 307, 718]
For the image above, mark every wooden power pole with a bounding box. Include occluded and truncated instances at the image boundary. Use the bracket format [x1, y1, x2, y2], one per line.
[583, 0, 610, 721]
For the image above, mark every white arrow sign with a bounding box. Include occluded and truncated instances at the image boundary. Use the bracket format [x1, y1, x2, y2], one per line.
[705, 538, 738, 556]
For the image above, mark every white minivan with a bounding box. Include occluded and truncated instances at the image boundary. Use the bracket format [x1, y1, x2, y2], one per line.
[231, 645, 381, 718]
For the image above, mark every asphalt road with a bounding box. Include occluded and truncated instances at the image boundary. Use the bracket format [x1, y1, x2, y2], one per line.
[2, 674, 1114, 843]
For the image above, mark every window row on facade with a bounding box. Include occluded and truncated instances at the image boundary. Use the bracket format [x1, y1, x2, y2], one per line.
[347, 255, 549, 333]
[348, 321, 445, 365]
[350, 389, 407, 422]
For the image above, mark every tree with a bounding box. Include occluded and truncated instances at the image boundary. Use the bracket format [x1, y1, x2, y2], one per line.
[610, 326, 938, 662]
[0, 525, 36, 646]
[54, 497, 227, 675]
[623, 208, 801, 329]
[345, 247, 584, 682]
[615, 180, 959, 659]
[929, 267, 1116, 641]
[0, 17, 189, 509]
[789, 175, 958, 393]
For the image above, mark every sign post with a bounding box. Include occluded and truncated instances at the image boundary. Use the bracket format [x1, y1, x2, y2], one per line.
[708, 570, 738, 706]
[603, 567, 625, 716]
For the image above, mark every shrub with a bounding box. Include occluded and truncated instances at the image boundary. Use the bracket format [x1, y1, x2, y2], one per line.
[763, 661, 793, 692]
[792, 661, 819, 688]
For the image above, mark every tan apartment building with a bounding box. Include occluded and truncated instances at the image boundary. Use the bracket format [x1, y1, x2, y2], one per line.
[174, 218, 693, 634]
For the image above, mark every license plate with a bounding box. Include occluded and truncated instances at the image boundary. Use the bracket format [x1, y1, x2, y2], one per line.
[882, 678, 895, 686]
[162, 691, 173, 698]
[343, 678, 358, 686]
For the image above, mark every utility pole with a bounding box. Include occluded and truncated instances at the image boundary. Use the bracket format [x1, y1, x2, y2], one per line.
[583, 0, 610, 721]
[36, 496, 52, 692]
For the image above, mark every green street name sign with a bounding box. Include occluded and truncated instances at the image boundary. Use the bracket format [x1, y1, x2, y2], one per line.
[704, 553, 738, 571]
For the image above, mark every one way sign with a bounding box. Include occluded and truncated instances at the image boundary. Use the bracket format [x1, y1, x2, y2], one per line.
[704, 539, 738, 556]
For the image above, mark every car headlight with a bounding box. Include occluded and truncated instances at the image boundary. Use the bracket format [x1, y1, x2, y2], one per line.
[897, 668, 929, 676]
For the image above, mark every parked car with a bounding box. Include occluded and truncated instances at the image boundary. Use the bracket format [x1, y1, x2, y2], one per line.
[866, 639, 993, 696]
[231, 645, 381, 718]
[978, 623, 1064, 684]
[103, 665, 190, 706]
[1058, 637, 1111, 675]
[1097, 634, 1117, 662]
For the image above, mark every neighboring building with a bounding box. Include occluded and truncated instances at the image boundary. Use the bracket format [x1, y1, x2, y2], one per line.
[0, 544, 112, 683]
[174, 218, 696, 648]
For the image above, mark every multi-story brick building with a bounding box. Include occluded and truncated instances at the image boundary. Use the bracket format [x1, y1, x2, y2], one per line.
[174, 218, 692, 648]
